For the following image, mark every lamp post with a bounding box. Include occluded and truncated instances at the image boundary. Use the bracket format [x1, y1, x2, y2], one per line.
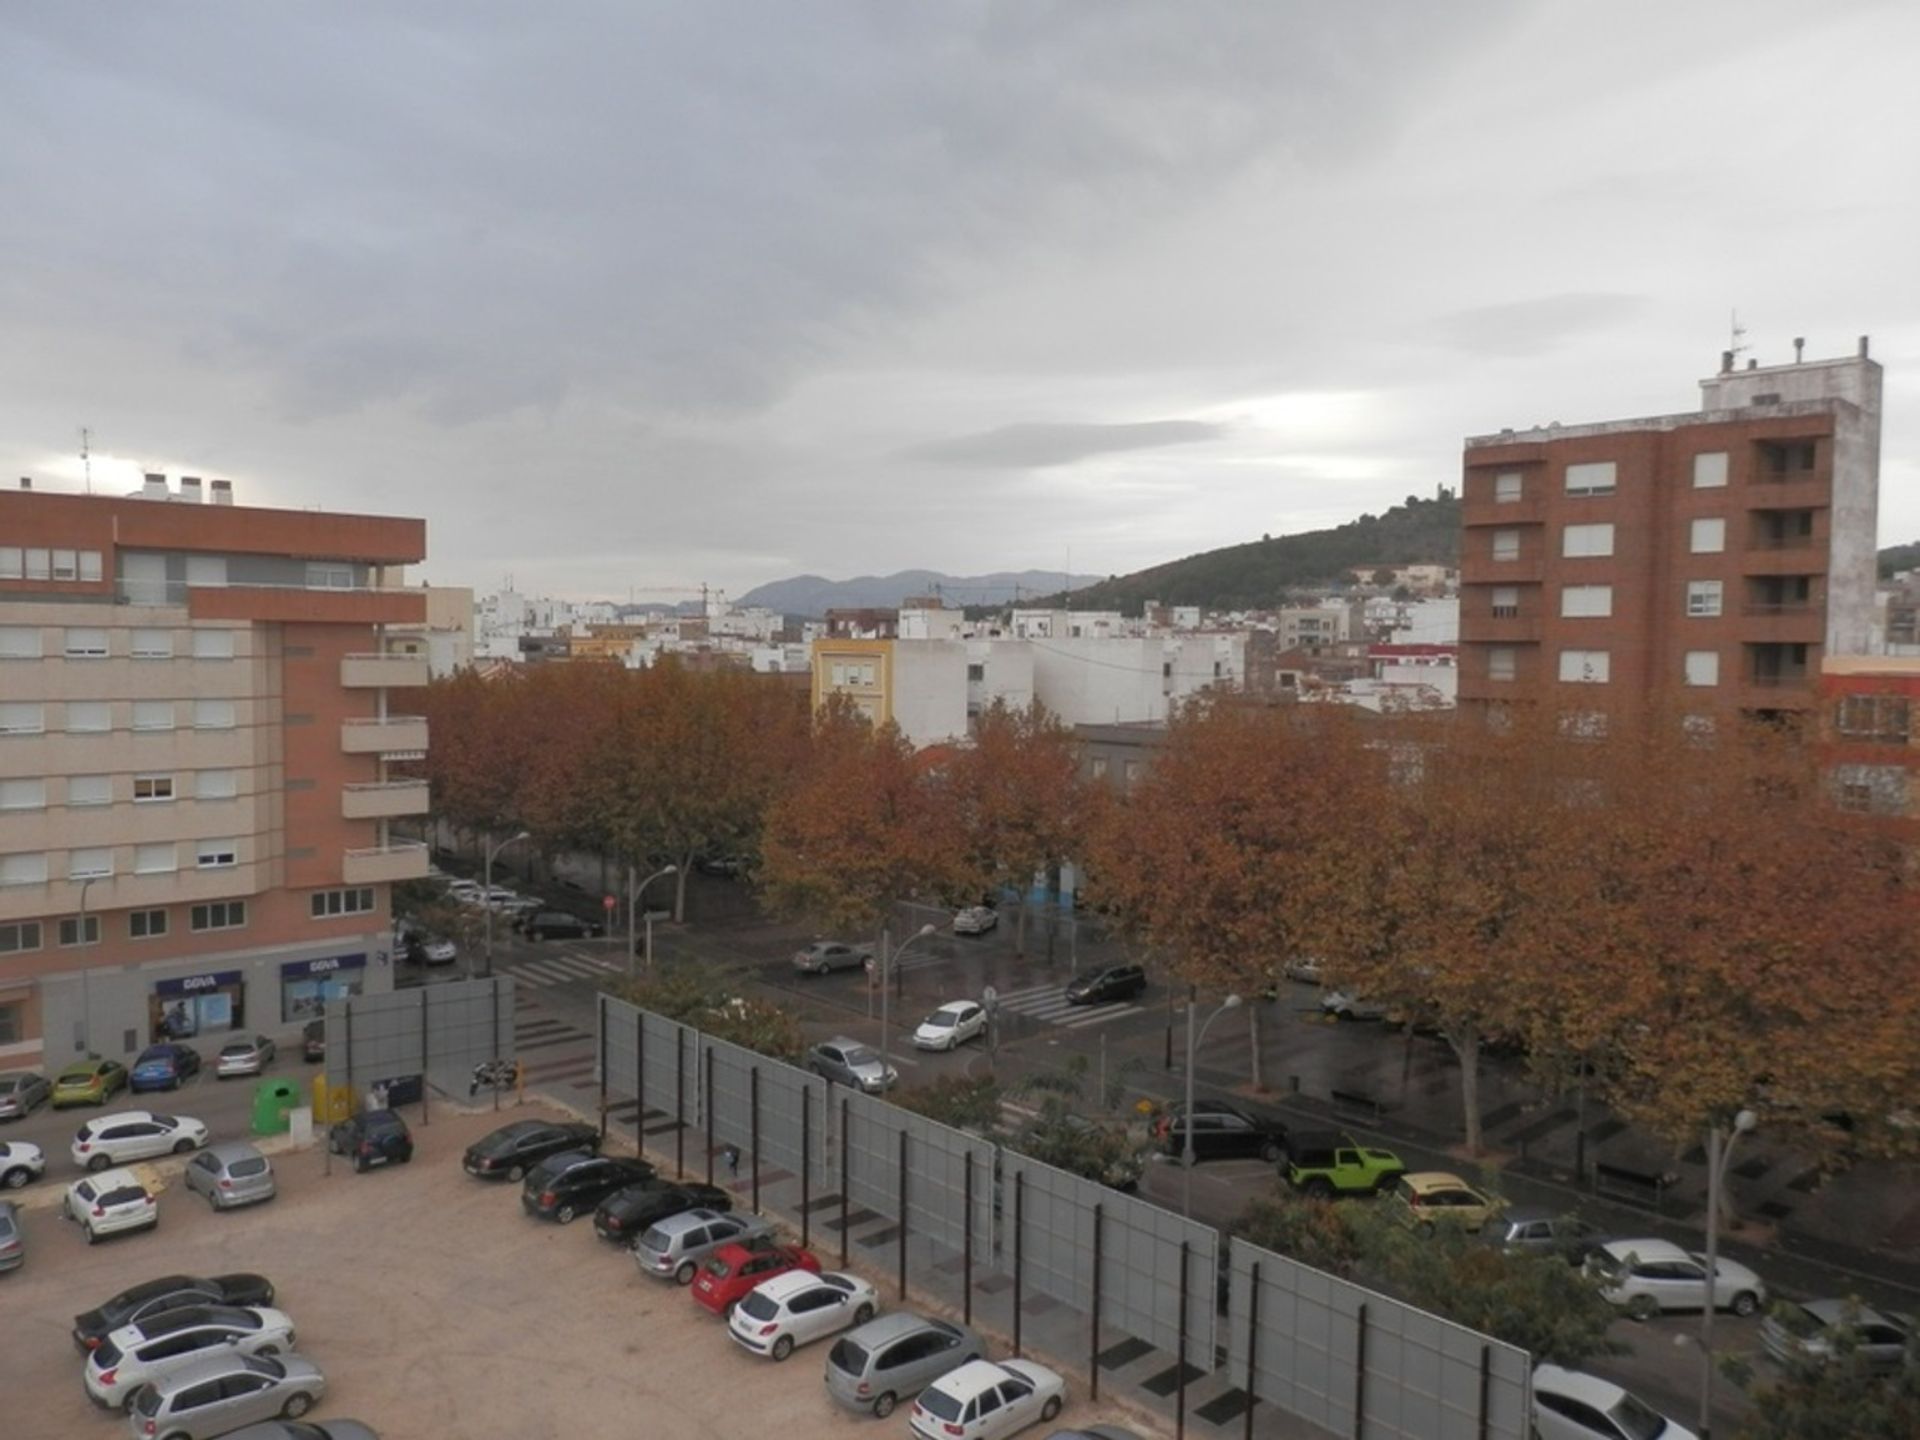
[76, 876, 96, 1053]
[481, 829, 531, 978]
[1182, 993, 1242, 1217]
[1698, 1107, 1756, 1439]
[879, 923, 938, 1086]
[626, 864, 678, 978]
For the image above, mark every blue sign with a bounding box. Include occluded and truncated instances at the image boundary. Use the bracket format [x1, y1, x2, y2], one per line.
[280, 953, 368, 979]
[154, 969, 243, 997]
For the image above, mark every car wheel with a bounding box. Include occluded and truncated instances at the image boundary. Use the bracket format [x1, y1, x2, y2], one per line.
[771, 1334, 794, 1361]
[1304, 1178, 1333, 1200]
[172, 1139, 195, 1155]
[354, 1154, 369, 1173]
[557, 1204, 578, 1224]
[1730, 1291, 1760, 1318]
[1, 1167, 28, 1189]
[1626, 1295, 1659, 1322]
[675, 1260, 696, 1285]
[854, 1302, 875, 1325]
[1259, 1142, 1283, 1165]
[257, 1345, 280, 1357]
[83, 1224, 97, 1245]
[506, 1164, 526, 1183]
[871, 1394, 897, 1419]
[282, 1392, 314, 1420]
[1041, 1396, 1062, 1422]
[87, 1154, 112, 1173]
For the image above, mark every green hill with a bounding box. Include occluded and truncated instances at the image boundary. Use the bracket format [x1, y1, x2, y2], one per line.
[1881, 540, 1920, 578]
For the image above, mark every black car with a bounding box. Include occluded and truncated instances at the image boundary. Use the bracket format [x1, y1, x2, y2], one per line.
[523, 910, 604, 941]
[328, 1109, 414, 1172]
[592, 1181, 732, 1243]
[72, 1272, 275, 1352]
[1064, 964, 1148, 1006]
[463, 1120, 602, 1182]
[521, 1152, 656, 1224]
[301, 1019, 325, 1063]
[1155, 1100, 1289, 1164]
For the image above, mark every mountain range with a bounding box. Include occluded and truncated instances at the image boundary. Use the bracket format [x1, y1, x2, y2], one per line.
[736, 569, 1100, 617]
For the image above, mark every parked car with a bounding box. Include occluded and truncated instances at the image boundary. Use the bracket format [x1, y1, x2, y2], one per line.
[182, 1143, 277, 1211]
[87, 1304, 298, 1411]
[463, 1119, 602, 1182]
[910, 1358, 1066, 1440]
[593, 1180, 732, 1243]
[301, 1020, 325, 1063]
[1048, 1431, 1146, 1440]
[1531, 1363, 1696, 1440]
[1389, 1172, 1507, 1234]
[1281, 957, 1325, 985]
[1759, 1298, 1914, 1376]
[953, 906, 999, 936]
[220, 1424, 380, 1440]
[1319, 990, 1389, 1022]
[214, 1037, 277, 1079]
[729, 1269, 877, 1359]
[914, 1001, 987, 1052]
[696, 854, 748, 878]
[479, 886, 521, 909]
[1063, 965, 1146, 1006]
[0, 1069, 51, 1118]
[404, 930, 458, 966]
[1484, 1208, 1607, 1265]
[793, 941, 874, 975]
[444, 879, 484, 900]
[130, 1044, 202, 1093]
[327, 1109, 414, 1172]
[1587, 1238, 1766, 1320]
[524, 910, 604, 941]
[0, 1199, 22, 1272]
[1283, 1131, 1405, 1197]
[692, 1240, 821, 1317]
[53, 1057, 130, 1108]
[504, 898, 547, 933]
[807, 1037, 898, 1094]
[74, 1274, 276, 1353]
[633, 1208, 775, 1285]
[521, 1152, 656, 1224]
[126, 1351, 326, 1438]
[64, 1168, 158, 1244]
[826, 1312, 987, 1419]
[73, 1111, 209, 1171]
[1154, 1100, 1289, 1164]
[0, 1139, 45, 1189]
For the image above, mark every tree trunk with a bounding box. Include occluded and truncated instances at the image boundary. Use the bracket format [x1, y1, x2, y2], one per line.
[1014, 899, 1028, 959]
[673, 852, 693, 923]
[1450, 1022, 1483, 1155]
[1247, 1004, 1265, 1092]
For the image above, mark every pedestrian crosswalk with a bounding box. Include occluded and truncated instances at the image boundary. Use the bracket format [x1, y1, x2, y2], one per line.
[499, 949, 624, 989]
[990, 980, 1145, 1030]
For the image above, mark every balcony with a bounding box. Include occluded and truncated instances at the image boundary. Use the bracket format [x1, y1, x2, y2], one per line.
[340, 715, 429, 757]
[341, 653, 430, 689]
[342, 841, 431, 885]
[186, 585, 426, 626]
[1462, 494, 1546, 527]
[1741, 544, 1824, 577]
[1740, 604, 1824, 645]
[1466, 614, 1543, 644]
[342, 779, 431, 820]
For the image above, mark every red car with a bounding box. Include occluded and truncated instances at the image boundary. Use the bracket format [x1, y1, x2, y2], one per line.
[690, 1241, 821, 1317]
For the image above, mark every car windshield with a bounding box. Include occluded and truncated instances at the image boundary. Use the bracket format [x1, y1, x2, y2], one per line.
[828, 1338, 868, 1374]
[923, 1013, 956, 1029]
[918, 1388, 964, 1422]
[219, 1044, 250, 1056]
[842, 1046, 879, 1068]
[242, 1354, 285, 1378]
[0, 1078, 19, 1093]
[739, 1290, 780, 1321]
[1607, 1393, 1669, 1440]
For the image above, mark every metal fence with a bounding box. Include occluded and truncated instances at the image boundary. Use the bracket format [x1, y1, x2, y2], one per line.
[325, 976, 516, 1107]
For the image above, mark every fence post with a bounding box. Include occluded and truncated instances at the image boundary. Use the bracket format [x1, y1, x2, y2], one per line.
[488, 979, 500, 1113]
[897, 1127, 909, 1300]
[750, 1066, 762, 1215]
[675, 1027, 686, 1178]
[1177, 1239, 1189, 1440]
[343, 1000, 355, 1097]
[801, 1091, 812, 1249]
[1353, 1302, 1368, 1440]
[596, 993, 608, 1143]
[1478, 1345, 1492, 1440]
[1245, 1257, 1260, 1440]
[704, 1045, 716, 1188]
[1090, 1202, 1103, 1401]
[635, 1009, 646, 1133]
[1013, 1171, 1025, 1358]
[839, 1096, 851, 1268]
[963, 1151, 974, 1326]
[419, 989, 430, 1126]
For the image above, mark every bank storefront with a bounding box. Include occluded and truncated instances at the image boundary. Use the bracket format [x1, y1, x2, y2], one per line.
[149, 969, 246, 1044]
[280, 953, 369, 1023]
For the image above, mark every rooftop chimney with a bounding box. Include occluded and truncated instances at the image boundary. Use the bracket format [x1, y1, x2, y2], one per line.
[178, 476, 203, 504]
[1793, 337, 1805, 363]
[1859, 335, 1871, 358]
[17, 477, 30, 490]
[1747, 358, 1758, 370]
[1720, 350, 1735, 374]
[209, 479, 234, 506]
[142, 472, 168, 500]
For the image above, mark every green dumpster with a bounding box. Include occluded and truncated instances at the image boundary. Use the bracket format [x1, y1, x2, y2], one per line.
[252, 1078, 301, 1135]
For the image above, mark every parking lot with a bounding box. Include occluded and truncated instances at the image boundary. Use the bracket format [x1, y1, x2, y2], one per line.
[3, 1101, 1139, 1440]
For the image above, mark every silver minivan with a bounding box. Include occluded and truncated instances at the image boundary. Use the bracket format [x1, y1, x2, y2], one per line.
[631, 1208, 773, 1285]
[824, 1311, 985, 1418]
[182, 1143, 277, 1211]
[125, 1352, 325, 1439]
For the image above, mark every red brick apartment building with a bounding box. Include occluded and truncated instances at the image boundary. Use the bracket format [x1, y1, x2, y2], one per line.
[0, 475, 430, 1070]
[1459, 341, 1882, 728]
[1821, 655, 1920, 823]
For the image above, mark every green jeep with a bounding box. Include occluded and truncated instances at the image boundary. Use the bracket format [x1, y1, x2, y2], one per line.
[1284, 1130, 1405, 1197]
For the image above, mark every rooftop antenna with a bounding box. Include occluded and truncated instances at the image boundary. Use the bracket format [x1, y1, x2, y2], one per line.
[1729, 310, 1750, 364]
[79, 427, 92, 494]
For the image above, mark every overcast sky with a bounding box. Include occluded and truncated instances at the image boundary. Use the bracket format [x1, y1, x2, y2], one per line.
[3, 2, 1916, 602]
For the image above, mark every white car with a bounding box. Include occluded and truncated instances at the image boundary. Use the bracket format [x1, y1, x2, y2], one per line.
[953, 906, 998, 935]
[71, 1111, 209, 1171]
[727, 1269, 878, 1360]
[445, 879, 483, 899]
[1588, 1238, 1766, 1320]
[0, 1139, 45, 1189]
[214, 1036, 277, 1078]
[1319, 990, 1388, 1022]
[910, 1358, 1065, 1440]
[914, 1001, 987, 1051]
[417, 935, 458, 965]
[86, 1304, 298, 1409]
[64, 1168, 158, 1243]
[1532, 1363, 1696, 1440]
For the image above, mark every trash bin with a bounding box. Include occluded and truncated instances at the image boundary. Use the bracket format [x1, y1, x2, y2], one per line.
[252, 1078, 302, 1135]
[374, 1073, 424, 1108]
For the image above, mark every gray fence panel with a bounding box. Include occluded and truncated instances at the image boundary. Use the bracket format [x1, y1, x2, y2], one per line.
[641, 1011, 696, 1126]
[699, 1034, 758, 1152]
[602, 995, 639, 1098]
[842, 1089, 905, 1224]
[899, 1108, 993, 1256]
[326, 978, 514, 1099]
[752, 1058, 824, 1178]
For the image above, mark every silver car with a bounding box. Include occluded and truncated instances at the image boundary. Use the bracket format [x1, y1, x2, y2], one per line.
[807, 1037, 898, 1094]
[215, 1038, 277, 1079]
[222, 1424, 381, 1440]
[126, 1352, 325, 1439]
[825, 1311, 985, 1419]
[632, 1208, 774, 1285]
[1759, 1298, 1913, 1376]
[87, 1304, 297, 1411]
[183, 1142, 277, 1210]
[0, 1199, 22, 1272]
[0, 1069, 51, 1118]
[792, 942, 873, 975]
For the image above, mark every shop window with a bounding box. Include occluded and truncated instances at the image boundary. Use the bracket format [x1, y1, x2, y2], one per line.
[281, 957, 366, 1023]
[191, 900, 247, 933]
[0, 922, 42, 954]
[129, 909, 169, 940]
[0, 1000, 21, 1043]
[151, 971, 243, 1042]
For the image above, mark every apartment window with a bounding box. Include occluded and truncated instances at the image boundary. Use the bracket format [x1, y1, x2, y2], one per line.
[67, 774, 111, 806]
[1693, 452, 1729, 488]
[1560, 584, 1613, 619]
[0, 626, 41, 658]
[129, 909, 168, 940]
[0, 547, 18, 578]
[1090, 757, 1109, 780]
[1835, 695, 1912, 744]
[1490, 586, 1520, 619]
[135, 843, 177, 875]
[0, 703, 44, 735]
[196, 838, 239, 869]
[1683, 714, 1718, 745]
[58, 915, 101, 947]
[1832, 764, 1907, 816]
[133, 775, 175, 802]
[52, 549, 79, 581]
[191, 900, 247, 933]
[68, 848, 113, 880]
[966, 664, 985, 682]
[1564, 461, 1617, 497]
[185, 556, 227, 588]
[1487, 647, 1517, 682]
[1562, 523, 1615, 558]
[130, 628, 174, 658]
[24, 548, 49, 580]
[63, 627, 109, 658]
[1491, 529, 1521, 562]
[193, 698, 236, 730]
[67, 701, 112, 734]
[0, 779, 45, 811]
[132, 700, 174, 732]
[0, 854, 48, 886]
[1493, 471, 1523, 502]
[306, 562, 354, 589]
[1560, 711, 1609, 741]
[195, 769, 239, 800]
[0, 921, 41, 954]
[1684, 651, 1720, 687]
[311, 887, 376, 919]
[192, 629, 236, 660]
[1558, 649, 1611, 684]
[1686, 580, 1724, 617]
[1690, 517, 1726, 554]
[80, 550, 103, 582]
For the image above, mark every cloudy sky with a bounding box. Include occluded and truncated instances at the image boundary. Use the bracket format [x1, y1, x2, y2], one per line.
[3, 2, 1916, 602]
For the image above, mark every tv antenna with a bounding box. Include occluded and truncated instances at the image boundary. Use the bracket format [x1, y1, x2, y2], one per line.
[80, 427, 93, 494]
[1728, 310, 1749, 363]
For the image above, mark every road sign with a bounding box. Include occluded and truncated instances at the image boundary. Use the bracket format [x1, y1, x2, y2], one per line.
[602, 894, 617, 912]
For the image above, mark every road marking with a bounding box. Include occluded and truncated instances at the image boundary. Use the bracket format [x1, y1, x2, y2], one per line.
[989, 982, 1144, 1030]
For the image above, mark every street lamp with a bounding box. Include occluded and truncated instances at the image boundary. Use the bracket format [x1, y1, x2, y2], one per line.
[481, 829, 532, 978]
[626, 864, 678, 978]
[1182, 992, 1243, 1217]
[879, 923, 939, 1086]
[1698, 1107, 1757, 1440]
[76, 876, 97, 1053]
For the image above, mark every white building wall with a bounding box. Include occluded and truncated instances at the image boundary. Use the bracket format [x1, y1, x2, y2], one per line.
[889, 640, 969, 746]
[1390, 599, 1460, 645]
[900, 607, 965, 641]
[1030, 637, 1167, 724]
[966, 639, 1035, 716]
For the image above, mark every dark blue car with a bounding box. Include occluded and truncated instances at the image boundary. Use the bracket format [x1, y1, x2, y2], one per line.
[130, 1043, 201, 1093]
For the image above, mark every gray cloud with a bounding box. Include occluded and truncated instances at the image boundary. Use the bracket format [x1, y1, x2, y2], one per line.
[1428, 294, 1652, 358]
[913, 419, 1228, 468]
